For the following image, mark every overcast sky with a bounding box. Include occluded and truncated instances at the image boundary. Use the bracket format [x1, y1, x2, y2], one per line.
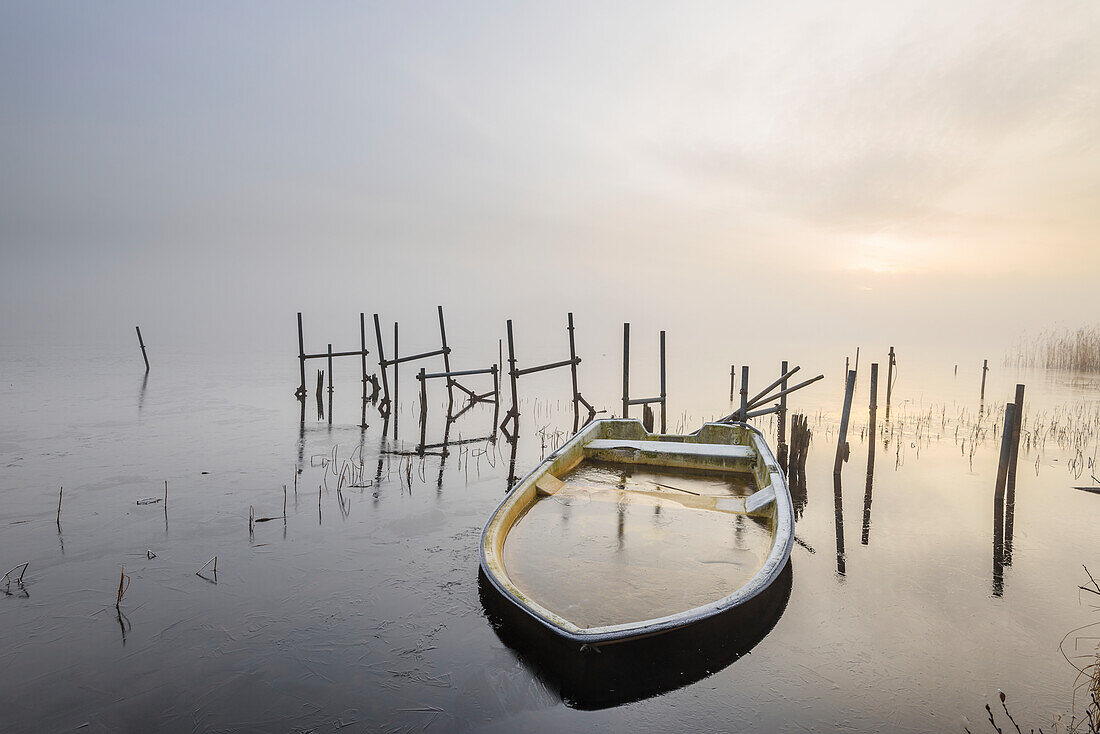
[1, 1, 1097, 352]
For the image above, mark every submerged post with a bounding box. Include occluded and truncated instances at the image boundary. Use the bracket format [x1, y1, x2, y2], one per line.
[505, 320, 519, 437]
[834, 369, 857, 475]
[862, 363, 879, 545]
[373, 314, 390, 416]
[622, 323, 630, 418]
[778, 360, 789, 451]
[993, 401, 1015, 596]
[980, 359, 989, 401]
[437, 306, 454, 406]
[730, 366, 735, 401]
[392, 322, 399, 438]
[419, 367, 428, 451]
[568, 313, 580, 431]
[360, 313, 368, 403]
[1005, 384, 1025, 559]
[136, 326, 150, 372]
[296, 314, 306, 398]
[659, 330, 667, 433]
[886, 346, 895, 419]
[327, 344, 333, 426]
[739, 366, 749, 419]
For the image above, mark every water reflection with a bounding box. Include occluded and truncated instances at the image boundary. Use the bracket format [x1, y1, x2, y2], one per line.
[833, 473, 846, 578]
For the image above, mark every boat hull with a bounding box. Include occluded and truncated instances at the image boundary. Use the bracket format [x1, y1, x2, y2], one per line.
[479, 419, 795, 646]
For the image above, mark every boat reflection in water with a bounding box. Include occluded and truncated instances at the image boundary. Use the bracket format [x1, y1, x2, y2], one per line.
[478, 560, 793, 710]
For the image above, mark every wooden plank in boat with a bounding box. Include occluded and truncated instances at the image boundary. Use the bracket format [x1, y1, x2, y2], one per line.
[535, 473, 566, 496]
[585, 439, 755, 461]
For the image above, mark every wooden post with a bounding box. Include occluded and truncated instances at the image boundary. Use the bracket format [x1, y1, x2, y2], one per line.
[437, 306, 454, 406]
[359, 313, 368, 429]
[360, 314, 368, 402]
[327, 344, 333, 425]
[862, 363, 878, 545]
[886, 346, 895, 419]
[506, 320, 519, 436]
[739, 366, 749, 419]
[659, 330, 667, 433]
[568, 313, 580, 432]
[296, 314, 306, 398]
[730, 366, 735, 401]
[373, 314, 390, 415]
[622, 323, 630, 417]
[136, 326, 150, 371]
[1005, 383, 1025, 561]
[833, 369, 857, 475]
[993, 401, 1015, 597]
[491, 362, 500, 432]
[778, 360, 789, 448]
[392, 323, 399, 438]
[980, 359, 989, 401]
[419, 368, 428, 451]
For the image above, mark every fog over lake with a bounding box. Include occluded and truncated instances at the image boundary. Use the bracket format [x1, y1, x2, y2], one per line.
[2, 2, 1099, 732]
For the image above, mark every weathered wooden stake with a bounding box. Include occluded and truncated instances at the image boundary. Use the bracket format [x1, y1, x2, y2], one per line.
[886, 346, 895, 419]
[569, 313, 580, 432]
[135, 327, 150, 371]
[862, 364, 878, 545]
[980, 359, 989, 401]
[659, 330, 667, 433]
[730, 366, 736, 401]
[993, 401, 1015, 596]
[833, 369, 857, 475]
[778, 360, 789, 451]
[296, 313, 306, 398]
[57, 486, 63, 527]
[437, 306, 455, 407]
[360, 313, 368, 404]
[373, 314, 391, 417]
[622, 323, 630, 417]
[393, 323, 399, 439]
[327, 344, 334, 426]
[1004, 383, 1025, 562]
[419, 367, 428, 451]
[739, 366, 749, 418]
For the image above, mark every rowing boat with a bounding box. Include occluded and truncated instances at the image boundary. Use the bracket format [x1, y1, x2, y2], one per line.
[479, 418, 794, 647]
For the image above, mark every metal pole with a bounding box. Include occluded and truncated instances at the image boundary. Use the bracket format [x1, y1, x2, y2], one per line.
[622, 323, 630, 418]
[659, 330, 666, 433]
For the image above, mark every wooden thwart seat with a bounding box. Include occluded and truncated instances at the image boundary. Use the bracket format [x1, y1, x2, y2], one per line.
[584, 439, 756, 462]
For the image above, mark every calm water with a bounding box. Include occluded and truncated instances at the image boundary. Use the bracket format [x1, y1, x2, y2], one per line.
[1, 330, 1098, 732]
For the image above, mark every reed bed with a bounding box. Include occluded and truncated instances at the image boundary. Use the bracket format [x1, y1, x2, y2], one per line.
[1006, 326, 1100, 372]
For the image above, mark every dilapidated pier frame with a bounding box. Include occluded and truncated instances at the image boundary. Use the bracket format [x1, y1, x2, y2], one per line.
[295, 314, 377, 426]
[620, 323, 667, 433]
[500, 313, 596, 441]
[719, 365, 823, 424]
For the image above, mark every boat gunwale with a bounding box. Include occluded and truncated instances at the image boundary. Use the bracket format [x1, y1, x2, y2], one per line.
[478, 418, 796, 646]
